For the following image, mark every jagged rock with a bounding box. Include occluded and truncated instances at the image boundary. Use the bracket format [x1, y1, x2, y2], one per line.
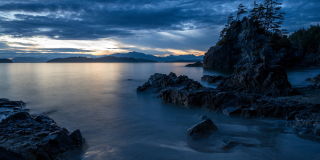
[218, 63, 299, 96]
[188, 119, 219, 139]
[306, 74, 320, 84]
[201, 75, 224, 83]
[0, 98, 86, 160]
[202, 17, 303, 69]
[137, 72, 194, 93]
[186, 61, 203, 67]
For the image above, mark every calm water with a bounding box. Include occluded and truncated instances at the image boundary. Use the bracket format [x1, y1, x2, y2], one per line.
[0, 63, 320, 160]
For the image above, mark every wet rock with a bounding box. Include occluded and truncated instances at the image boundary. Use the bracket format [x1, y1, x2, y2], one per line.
[201, 75, 224, 83]
[0, 98, 86, 160]
[216, 139, 239, 150]
[218, 63, 298, 97]
[223, 107, 241, 117]
[306, 74, 320, 84]
[138, 72, 320, 139]
[188, 119, 219, 139]
[186, 61, 203, 67]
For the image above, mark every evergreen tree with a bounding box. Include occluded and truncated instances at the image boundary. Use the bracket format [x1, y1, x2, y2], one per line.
[288, 24, 320, 53]
[227, 14, 234, 28]
[264, 0, 284, 33]
[237, 4, 248, 21]
[249, 1, 259, 22]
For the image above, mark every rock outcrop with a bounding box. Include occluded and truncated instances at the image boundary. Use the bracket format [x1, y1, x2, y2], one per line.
[137, 64, 320, 138]
[218, 63, 298, 96]
[0, 98, 86, 160]
[202, 17, 306, 69]
[187, 119, 219, 139]
[186, 61, 203, 67]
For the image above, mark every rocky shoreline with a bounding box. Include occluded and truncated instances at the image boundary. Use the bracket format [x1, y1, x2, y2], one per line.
[137, 63, 320, 139]
[0, 98, 86, 160]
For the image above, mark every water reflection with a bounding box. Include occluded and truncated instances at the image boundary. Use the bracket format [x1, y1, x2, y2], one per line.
[0, 63, 319, 160]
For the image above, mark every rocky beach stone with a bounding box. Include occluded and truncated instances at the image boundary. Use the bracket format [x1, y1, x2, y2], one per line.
[186, 61, 203, 67]
[0, 98, 86, 160]
[188, 119, 219, 139]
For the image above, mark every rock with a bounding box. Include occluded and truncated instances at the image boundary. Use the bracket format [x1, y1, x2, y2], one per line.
[195, 114, 208, 120]
[216, 139, 239, 150]
[218, 63, 298, 97]
[223, 107, 241, 117]
[306, 74, 320, 84]
[0, 98, 86, 160]
[187, 119, 219, 139]
[138, 72, 320, 139]
[0, 146, 25, 160]
[201, 75, 224, 83]
[186, 61, 203, 67]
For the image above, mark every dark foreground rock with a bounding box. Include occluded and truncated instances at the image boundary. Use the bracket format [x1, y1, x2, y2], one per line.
[137, 63, 320, 139]
[306, 74, 320, 84]
[0, 98, 86, 160]
[188, 119, 219, 139]
[201, 75, 224, 83]
[186, 61, 203, 67]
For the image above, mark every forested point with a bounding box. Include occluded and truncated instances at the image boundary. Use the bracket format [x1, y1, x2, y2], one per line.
[217, 0, 320, 55]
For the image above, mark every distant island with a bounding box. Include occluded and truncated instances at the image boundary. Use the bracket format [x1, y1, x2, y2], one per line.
[12, 57, 50, 63]
[110, 51, 203, 62]
[165, 59, 201, 63]
[47, 56, 157, 63]
[0, 58, 13, 63]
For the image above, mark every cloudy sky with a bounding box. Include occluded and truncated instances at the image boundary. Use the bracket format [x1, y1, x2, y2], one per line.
[0, 0, 319, 58]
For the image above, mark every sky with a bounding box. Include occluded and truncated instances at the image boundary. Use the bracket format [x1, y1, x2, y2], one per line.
[0, 0, 319, 58]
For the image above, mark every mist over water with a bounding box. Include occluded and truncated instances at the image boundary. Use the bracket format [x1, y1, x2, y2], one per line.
[0, 63, 320, 160]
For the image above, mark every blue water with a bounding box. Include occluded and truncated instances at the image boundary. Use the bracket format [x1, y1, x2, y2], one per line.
[0, 63, 319, 160]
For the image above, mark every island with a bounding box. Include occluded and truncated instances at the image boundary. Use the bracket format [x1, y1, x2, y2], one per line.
[47, 56, 157, 63]
[0, 59, 13, 63]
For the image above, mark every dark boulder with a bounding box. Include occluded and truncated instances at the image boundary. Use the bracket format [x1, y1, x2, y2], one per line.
[187, 119, 219, 139]
[201, 75, 224, 83]
[0, 98, 86, 160]
[137, 72, 201, 93]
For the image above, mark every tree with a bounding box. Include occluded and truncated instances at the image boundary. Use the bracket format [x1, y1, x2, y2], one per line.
[227, 14, 234, 28]
[237, 3, 248, 21]
[264, 0, 284, 33]
[249, 1, 259, 22]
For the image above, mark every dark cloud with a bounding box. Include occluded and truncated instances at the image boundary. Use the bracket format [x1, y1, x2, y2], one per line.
[0, 0, 319, 57]
[0, 0, 231, 40]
